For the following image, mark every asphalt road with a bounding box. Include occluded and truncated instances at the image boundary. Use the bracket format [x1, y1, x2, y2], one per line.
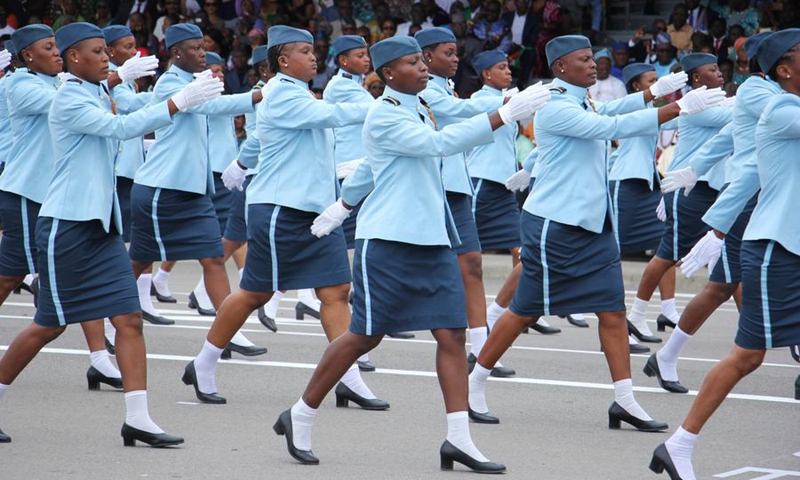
[1, 256, 798, 480]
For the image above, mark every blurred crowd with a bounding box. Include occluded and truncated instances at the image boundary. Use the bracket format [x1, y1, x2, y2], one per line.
[1, 0, 796, 98]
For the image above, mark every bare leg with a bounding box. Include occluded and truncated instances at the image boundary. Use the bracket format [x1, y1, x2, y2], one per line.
[131, 260, 153, 280]
[509, 247, 520, 268]
[0, 275, 25, 306]
[110, 312, 147, 392]
[657, 266, 676, 300]
[232, 244, 247, 270]
[597, 310, 631, 381]
[315, 283, 353, 341]
[0, 323, 66, 385]
[80, 319, 108, 352]
[477, 309, 535, 369]
[206, 289, 272, 348]
[432, 328, 469, 412]
[494, 262, 522, 309]
[222, 239, 244, 263]
[199, 256, 230, 311]
[635, 256, 676, 303]
[732, 284, 743, 311]
[458, 252, 488, 330]
[676, 282, 737, 335]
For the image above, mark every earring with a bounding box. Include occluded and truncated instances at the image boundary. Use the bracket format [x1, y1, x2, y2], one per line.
[487, 76, 491, 80]
[560, 69, 565, 73]
[176, 55, 180, 59]
[74, 59, 78, 63]
[388, 76, 394, 80]
[343, 61, 347, 66]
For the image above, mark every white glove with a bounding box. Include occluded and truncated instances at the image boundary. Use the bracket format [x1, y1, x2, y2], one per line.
[310, 200, 351, 237]
[504, 169, 531, 192]
[221, 159, 247, 191]
[676, 86, 727, 115]
[655, 197, 666, 222]
[336, 158, 364, 179]
[649, 71, 688, 97]
[497, 81, 551, 124]
[680, 230, 723, 278]
[171, 77, 224, 111]
[193, 69, 214, 81]
[503, 87, 519, 98]
[0, 50, 11, 71]
[57, 72, 73, 84]
[721, 95, 737, 108]
[116, 52, 159, 82]
[661, 166, 700, 196]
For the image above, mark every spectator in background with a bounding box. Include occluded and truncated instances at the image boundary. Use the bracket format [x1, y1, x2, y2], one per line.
[203, 0, 226, 30]
[225, 47, 251, 93]
[628, 19, 666, 64]
[531, 0, 568, 79]
[365, 2, 391, 42]
[710, 0, 759, 36]
[653, 32, 678, 78]
[0, 6, 15, 38]
[236, 0, 261, 22]
[129, 12, 151, 51]
[726, 23, 745, 58]
[311, 38, 335, 89]
[92, 1, 114, 28]
[685, 0, 708, 33]
[408, 23, 423, 36]
[611, 41, 631, 81]
[204, 27, 229, 58]
[691, 31, 714, 54]
[717, 58, 736, 96]
[364, 71, 385, 98]
[330, 0, 364, 39]
[379, 18, 397, 39]
[589, 49, 627, 102]
[464, 0, 483, 21]
[153, 0, 182, 42]
[709, 17, 730, 62]
[357, 25, 372, 45]
[504, 0, 540, 89]
[472, 0, 512, 53]
[667, 3, 693, 53]
[396, 3, 431, 36]
[420, 0, 451, 26]
[113, 0, 159, 29]
[53, 0, 87, 30]
[731, 35, 749, 85]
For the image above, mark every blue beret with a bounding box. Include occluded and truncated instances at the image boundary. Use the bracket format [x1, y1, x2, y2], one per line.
[332, 35, 367, 58]
[370, 36, 421, 72]
[612, 41, 628, 51]
[744, 32, 771, 60]
[251, 45, 268, 65]
[55, 22, 104, 52]
[414, 27, 456, 49]
[472, 49, 507, 76]
[594, 48, 611, 60]
[11, 24, 54, 53]
[205, 51, 223, 66]
[103, 25, 133, 46]
[545, 35, 591, 66]
[4, 40, 14, 57]
[266, 25, 313, 50]
[622, 62, 655, 85]
[756, 28, 800, 74]
[680, 52, 717, 73]
[165, 23, 202, 50]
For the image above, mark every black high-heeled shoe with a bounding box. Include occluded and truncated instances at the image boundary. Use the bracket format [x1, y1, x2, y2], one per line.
[220, 342, 268, 359]
[560, 314, 589, 328]
[87, 366, 123, 390]
[121, 423, 184, 448]
[529, 321, 561, 335]
[794, 374, 799, 401]
[273, 409, 319, 465]
[142, 311, 175, 326]
[357, 360, 376, 372]
[467, 353, 516, 378]
[257, 306, 278, 332]
[643, 354, 688, 394]
[649, 443, 685, 479]
[150, 283, 177, 303]
[0, 427, 11, 443]
[295, 302, 320, 320]
[387, 331, 415, 339]
[104, 337, 115, 356]
[656, 314, 677, 332]
[627, 320, 662, 343]
[607, 402, 668, 432]
[439, 440, 506, 474]
[334, 382, 390, 410]
[188, 292, 216, 316]
[630, 342, 651, 354]
[468, 408, 500, 424]
[181, 361, 226, 404]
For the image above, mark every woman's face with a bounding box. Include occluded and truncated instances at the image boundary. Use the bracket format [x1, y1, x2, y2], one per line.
[632, 70, 657, 92]
[279, 42, 318, 82]
[21, 36, 63, 76]
[383, 52, 429, 95]
[555, 48, 597, 88]
[367, 79, 385, 98]
[174, 38, 207, 73]
[656, 43, 674, 65]
[67, 37, 109, 83]
[693, 63, 724, 89]
[107, 35, 138, 66]
[129, 13, 144, 31]
[424, 42, 458, 78]
[204, 34, 220, 53]
[381, 20, 396, 38]
[339, 47, 370, 75]
[483, 60, 512, 90]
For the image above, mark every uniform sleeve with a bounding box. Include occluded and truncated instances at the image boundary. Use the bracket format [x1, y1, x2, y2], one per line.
[702, 155, 760, 233]
[596, 91, 646, 116]
[153, 74, 256, 116]
[323, 77, 371, 105]
[367, 107, 494, 159]
[264, 83, 368, 129]
[762, 97, 800, 139]
[688, 122, 734, 176]
[420, 87, 503, 119]
[539, 99, 659, 141]
[8, 79, 56, 115]
[237, 133, 260, 169]
[682, 104, 732, 129]
[522, 147, 538, 172]
[112, 84, 153, 114]
[58, 86, 173, 140]
[341, 159, 374, 206]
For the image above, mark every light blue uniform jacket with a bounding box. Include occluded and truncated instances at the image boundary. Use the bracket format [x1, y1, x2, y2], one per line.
[667, 101, 732, 190]
[0, 71, 15, 166]
[208, 113, 239, 173]
[466, 85, 518, 184]
[108, 62, 153, 179]
[323, 70, 373, 164]
[608, 105, 677, 189]
[42, 79, 173, 233]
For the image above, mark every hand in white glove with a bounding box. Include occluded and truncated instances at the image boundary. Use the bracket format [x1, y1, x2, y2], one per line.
[171, 77, 224, 111]
[661, 166, 700, 196]
[676, 86, 727, 115]
[497, 81, 551, 124]
[336, 158, 364, 179]
[505, 169, 531, 192]
[117, 52, 159, 82]
[222, 159, 247, 191]
[680, 230, 723, 278]
[721, 95, 737, 108]
[310, 200, 351, 237]
[57, 72, 72, 84]
[193, 69, 214, 81]
[503, 87, 519, 98]
[656, 197, 666, 222]
[649, 71, 688, 97]
[0, 50, 11, 71]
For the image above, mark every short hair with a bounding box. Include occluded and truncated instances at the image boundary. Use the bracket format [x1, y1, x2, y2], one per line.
[268, 43, 286, 75]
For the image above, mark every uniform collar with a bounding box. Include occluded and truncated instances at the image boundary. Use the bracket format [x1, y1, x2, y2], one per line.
[381, 85, 420, 110]
[481, 84, 502, 95]
[109, 62, 119, 72]
[551, 77, 588, 100]
[275, 72, 309, 89]
[337, 69, 361, 83]
[169, 64, 195, 81]
[429, 74, 449, 90]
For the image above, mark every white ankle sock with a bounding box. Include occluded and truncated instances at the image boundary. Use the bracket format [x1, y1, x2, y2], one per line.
[486, 302, 505, 331]
[446, 411, 488, 462]
[237, 268, 244, 282]
[137, 274, 160, 316]
[661, 298, 680, 323]
[468, 364, 491, 414]
[297, 289, 320, 310]
[152, 269, 171, 296]
[469, 327, 487, 356]
[357, 354, 369, 363]
[193, 277, 215, 310]
[90, 350, 121, 378]
[665, 427, 698, 480]
[536, 318, 551, 327]
[124, 390, 163, 434]
[341, 364, 376, 399]
[0, 383, 8, 402]
[290, 398, 317, 451]
[629, 334, 640, 345]
[629, 297, 649, 324]
[104, 318, 116, 347]
[230, 330, 255, 347]
[657, 326, 692, 382]
[613, 378, 652, 421]
[571, 313, 585, 320]
[194, 340, 223, 394]
[263, 291, 284, 318]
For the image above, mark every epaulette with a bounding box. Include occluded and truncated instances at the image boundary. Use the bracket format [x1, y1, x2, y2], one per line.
[163, 71, 178, 76]
[382, 96, 400, 106]
[418, 97, 430, 107]
[67, 78, 82, 84]
[549, 86, 566, 94]
[342, 73, 353, 79]
[280, 78, 294, 83]
[751, 72, 766, 80]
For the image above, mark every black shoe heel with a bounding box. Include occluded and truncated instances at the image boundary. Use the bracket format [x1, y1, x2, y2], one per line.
[181, 361, 226, 404]
[529, 322, 561, 334]
[258, 306, 278, 332]
[104, 337, 115, 355]
[221, 343, 268, 359]
[607, 401, 668, 432]
[628, 320, 662, 343]
[643, 354, 688, 394]
[150, 283, 177, 303]
[0, 427, 12, 443]
[273, 409, 320, 465]
[649, 443, 684, 479]
[468, 408, 500, 424]
[87, 366, 123, 391]
[439, 440, 506, 473]
[334, 382, 389, 410]
[440, 455, 454, 470]
[295, 302, 320, 320]
[656, 314, 676, 332]
[220, 348, 231, 360]
[121, 423, 184, 448]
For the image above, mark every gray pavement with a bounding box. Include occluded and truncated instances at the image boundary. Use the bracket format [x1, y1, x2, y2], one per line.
[1, 254, 798, 479]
